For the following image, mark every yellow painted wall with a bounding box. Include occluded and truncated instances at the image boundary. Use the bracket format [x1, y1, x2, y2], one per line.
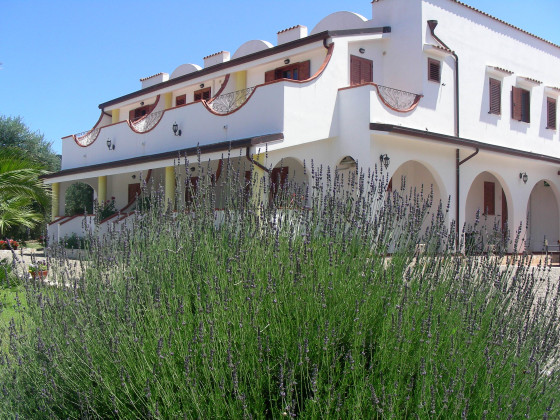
[251, 152, 268, 208]
[165, 166, 176, 209]
[111, 109, 120, 124]
[98, 176, 107, 205]
[235, 71, 247, 91]
[51, 183, 60, 220]
[165, 92, 173, 109]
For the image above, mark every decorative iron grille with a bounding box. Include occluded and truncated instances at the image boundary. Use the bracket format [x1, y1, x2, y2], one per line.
[131, 110, 164, 132]
[75, 128, 100, 146]
[209, 87, 256, 114]
[377, 85, 421, 111]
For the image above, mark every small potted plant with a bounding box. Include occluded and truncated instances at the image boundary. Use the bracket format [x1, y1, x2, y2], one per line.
[29, 261, 48, 280]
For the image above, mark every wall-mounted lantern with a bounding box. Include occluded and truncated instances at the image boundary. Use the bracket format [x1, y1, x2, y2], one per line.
[519, 172, 528, 184]
[359, 48, 366, 54]
[106, 138, 115, 150]
[172, 122, 182, 136]
[380, 154, 390, 169]
[284, 58, 290, 65]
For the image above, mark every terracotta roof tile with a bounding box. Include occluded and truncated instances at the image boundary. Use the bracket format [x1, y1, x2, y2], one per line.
[139, 72, 164, 82]
[277, 25, 304, 34]
[203, 51, 227, 59]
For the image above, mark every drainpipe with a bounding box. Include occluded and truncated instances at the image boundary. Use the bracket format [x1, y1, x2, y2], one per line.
[427, 20, 459, 137]
[428, 19, 465, 245]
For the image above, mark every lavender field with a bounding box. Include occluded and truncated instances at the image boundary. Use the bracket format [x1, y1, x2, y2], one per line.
[1, 161, 559, 418]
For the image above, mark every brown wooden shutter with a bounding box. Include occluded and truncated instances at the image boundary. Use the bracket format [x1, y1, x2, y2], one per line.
[428, 58, 441, 83]
[298, 60, 310, 80]
[489, 78, 501, 115]
[265, 70, 275, 83]
[512, 87, 522, 120]
[176, 94, 186, 106]
[350, 56, 361, 85]
[129, 109, 135, 121]
[547, 97, 557, 129]
[350, 55, 373, 86]
[484, 181, 495, 215]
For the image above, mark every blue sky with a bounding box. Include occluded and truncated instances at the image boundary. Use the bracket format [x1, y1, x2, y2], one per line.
[1, 0, 559, 155]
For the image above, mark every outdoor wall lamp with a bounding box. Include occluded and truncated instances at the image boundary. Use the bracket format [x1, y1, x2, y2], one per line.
[284, 58, 290, 65]
[519, 172, 528, 184]
[172, 122, 182, 136]
[380, 154, 390, 169]
[106, 138, 115, 150]
[199, 83, 204, 89]
[359, 47, 366, 54]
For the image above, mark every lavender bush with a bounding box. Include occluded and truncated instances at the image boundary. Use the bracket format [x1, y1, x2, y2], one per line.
[0, 158, 558, 418]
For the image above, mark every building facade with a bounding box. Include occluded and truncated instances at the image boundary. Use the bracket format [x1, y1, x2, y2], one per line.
[43, 0, 560, 253]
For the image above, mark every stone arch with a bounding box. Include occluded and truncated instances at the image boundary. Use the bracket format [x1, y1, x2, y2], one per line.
[464, 171, 512, 252]
[270, 157, 308, 206]
[64, 181, 95, 215]
[389, 160, 446, 209]
[526, 179, 560, 252]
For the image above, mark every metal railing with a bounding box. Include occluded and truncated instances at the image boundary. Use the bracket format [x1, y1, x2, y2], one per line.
[131, 110, 164, 132]
[376, 85, 422, 111]
[209, 87, 256, 114]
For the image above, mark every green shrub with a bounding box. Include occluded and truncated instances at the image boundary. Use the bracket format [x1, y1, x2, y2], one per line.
[1, 161, 558, 418]
[61, 232, 87, 249]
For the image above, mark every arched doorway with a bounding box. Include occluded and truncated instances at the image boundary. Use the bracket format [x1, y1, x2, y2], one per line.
[389, 160, 446, 242]
[270, 157, 308, 207]
[465, 172, 508, 253]
[526, 180, 560, 252]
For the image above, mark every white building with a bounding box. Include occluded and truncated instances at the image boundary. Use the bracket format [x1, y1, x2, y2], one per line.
[43, 0, 560, 253]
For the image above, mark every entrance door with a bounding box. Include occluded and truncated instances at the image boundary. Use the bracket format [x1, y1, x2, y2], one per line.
[128, 183, 141, 203]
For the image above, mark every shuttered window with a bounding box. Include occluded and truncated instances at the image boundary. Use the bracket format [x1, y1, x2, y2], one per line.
[264, 60, 311, 83]
[489, 78, 501, 115]
[350, 55, 373, 86]
[547, 97, 557, 130]
[129, 104, 155, 122]
[484, 181, 495, 216]
[428, 58, 441, 83]
[194, 87, 211, 101]
[175, 94, 186, 106]
[512, 87, 530, 123]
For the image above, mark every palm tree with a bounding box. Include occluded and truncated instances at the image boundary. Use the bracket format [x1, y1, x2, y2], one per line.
[0, 148, 49, 236]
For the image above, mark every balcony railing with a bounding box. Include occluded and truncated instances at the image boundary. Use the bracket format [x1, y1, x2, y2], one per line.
[130, 110, 165, 133]
[74, 128, 101, 147]
[208, 87, 256, 114]
[375, 84, 422, 112]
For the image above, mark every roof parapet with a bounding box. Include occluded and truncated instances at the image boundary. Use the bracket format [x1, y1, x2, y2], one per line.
[204, 51, 230, 68]
[277, 25, 308, 45]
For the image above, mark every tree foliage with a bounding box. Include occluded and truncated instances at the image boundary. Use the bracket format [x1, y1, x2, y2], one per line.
[0, 148, 49, 235]
[65, 182, 94, 215]
[0, 115, 60, 172]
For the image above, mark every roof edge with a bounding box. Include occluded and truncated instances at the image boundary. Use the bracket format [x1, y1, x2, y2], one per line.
[41, 133, 283, 180]
[370, 123, 560, 164]
[98, 27, 390, 110]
